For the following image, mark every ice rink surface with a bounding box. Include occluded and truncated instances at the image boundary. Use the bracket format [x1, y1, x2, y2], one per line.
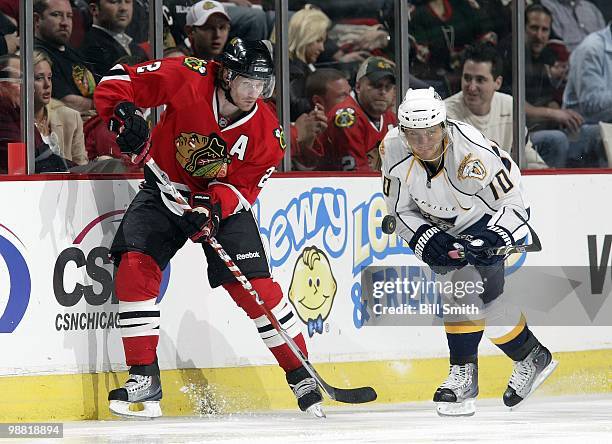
[34, 395, 612, 444]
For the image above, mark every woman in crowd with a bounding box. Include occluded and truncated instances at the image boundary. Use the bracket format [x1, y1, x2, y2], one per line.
[0, 53, 73, 173]
[287, 5, 331, 120]
[34, 50, 88, 166]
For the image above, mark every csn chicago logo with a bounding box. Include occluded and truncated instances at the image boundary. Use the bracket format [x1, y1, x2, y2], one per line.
[0, 224, 31, 333]
[53, 210, 170, 332]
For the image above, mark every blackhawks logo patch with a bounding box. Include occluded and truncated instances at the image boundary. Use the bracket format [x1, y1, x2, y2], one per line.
[72, 64, 95, 98]
[457, 153, 486, 181]
[182, 57, 208, 76]
[334, 107, 356, 128]
[175, 132, 230, 178]
[274, 127, 286, 150]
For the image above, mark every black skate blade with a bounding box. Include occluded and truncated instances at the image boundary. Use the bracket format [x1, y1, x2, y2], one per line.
[321, 381, 377, 404]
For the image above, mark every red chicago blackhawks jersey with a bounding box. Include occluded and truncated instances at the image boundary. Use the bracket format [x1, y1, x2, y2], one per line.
[319, 92, 396, 172]
[94, 57, 286, 218]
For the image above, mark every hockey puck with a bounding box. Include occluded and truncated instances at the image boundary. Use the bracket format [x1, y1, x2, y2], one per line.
[381, 215, 396, 234]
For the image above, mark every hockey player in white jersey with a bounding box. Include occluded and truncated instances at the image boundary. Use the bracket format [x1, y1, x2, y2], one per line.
[380, 87, 558, 416]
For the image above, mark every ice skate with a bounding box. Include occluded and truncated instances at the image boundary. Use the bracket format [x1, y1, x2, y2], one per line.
[433, 362, 479, 417]
[109, 362, 162, 419]
[504, 344, 558, 410]
[286, 366, 325, 418]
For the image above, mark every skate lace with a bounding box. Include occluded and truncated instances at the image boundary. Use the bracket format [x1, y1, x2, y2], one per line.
[508, 360, 535, 391]
[125, 374, 151, 394]
[440, 364, 471, 390]
[290, 377, 317, 399]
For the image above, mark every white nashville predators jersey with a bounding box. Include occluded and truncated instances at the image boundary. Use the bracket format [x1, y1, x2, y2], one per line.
[381, 119, 530, 243]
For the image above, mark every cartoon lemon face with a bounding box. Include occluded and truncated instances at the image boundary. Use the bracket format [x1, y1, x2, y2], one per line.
[288, 246, 337, 324]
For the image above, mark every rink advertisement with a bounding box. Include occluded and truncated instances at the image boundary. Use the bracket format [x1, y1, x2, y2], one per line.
[0, 174, 611, 380]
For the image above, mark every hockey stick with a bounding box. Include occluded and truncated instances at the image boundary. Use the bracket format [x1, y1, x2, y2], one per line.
[144, 156, 377, 404]
[381, 214, 542, 258]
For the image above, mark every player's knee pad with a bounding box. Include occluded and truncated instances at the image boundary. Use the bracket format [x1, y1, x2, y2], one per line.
[115, 251, 162, 302]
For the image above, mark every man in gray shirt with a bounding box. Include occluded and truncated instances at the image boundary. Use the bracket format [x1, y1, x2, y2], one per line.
[541, 0, 606, 51]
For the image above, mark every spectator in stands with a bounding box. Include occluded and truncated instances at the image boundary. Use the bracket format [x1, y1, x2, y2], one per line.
[564, 24, 612, 125]
[80, 0, 149, 77]
[320, 56, 396, 171]
[34, 50, 88, 166]
[0, 54, 72, 174]
[290, 68, 351, 170]
[34, 0, 97, 116]
[541, 0, 606, 51]
[444, 43, 547, 169]
[165, 0, 269, 54]
[0, 10, 18, 56]
[306, 67, 352, 114]
[409, 0, 496, 95]
[517, 4, 604, 167]
[288, 5, 331, 121]
[184, 0, 230, 60]
[0, 52, 19, 173]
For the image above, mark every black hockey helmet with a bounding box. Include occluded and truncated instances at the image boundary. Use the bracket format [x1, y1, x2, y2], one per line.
[217, 37, 275, 98]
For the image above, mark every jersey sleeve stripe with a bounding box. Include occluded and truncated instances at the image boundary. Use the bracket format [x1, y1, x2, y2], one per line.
[99, 74, 131, 83]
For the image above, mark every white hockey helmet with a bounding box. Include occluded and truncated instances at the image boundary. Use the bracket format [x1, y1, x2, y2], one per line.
[398, 87, 446, 129]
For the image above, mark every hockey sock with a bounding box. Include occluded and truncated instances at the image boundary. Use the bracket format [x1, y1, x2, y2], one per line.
[444, 323, 484, 364]
[491, 319, 540, 361]
[115, 251, 162, 366]
[223, 278, 306, 372]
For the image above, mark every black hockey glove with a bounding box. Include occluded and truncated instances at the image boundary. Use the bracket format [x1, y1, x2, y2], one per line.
[184, 193, 222, 243]
[463, 226, 514, 266]
[409, 224, 467, 273]
[109, 102, 150, 163]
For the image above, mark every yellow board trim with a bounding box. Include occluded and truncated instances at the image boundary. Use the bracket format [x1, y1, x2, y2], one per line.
[0, 349, 610, 422]
[489, 314, 527, 345]
[444, 319, 486, 334]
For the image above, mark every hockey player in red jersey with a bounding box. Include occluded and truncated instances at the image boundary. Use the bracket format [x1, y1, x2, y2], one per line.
[320, 56, 397, 172]
[94, 38, 324, 418]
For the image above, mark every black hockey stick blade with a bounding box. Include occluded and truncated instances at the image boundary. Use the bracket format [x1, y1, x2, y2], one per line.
[321, 380, 378, 404]
[284, 335, 378, 404]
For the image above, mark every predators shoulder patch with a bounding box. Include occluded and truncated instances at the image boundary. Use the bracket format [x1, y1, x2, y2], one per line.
[274, 127, 286, 150]
[457, 152, 486, 181]
[182, 57, 208, 76]
[334, 107, 356, 128]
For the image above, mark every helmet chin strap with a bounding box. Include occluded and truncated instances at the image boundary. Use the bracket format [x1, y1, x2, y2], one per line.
[220, 69, 238, 107]
[224, 86, 237, 107]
